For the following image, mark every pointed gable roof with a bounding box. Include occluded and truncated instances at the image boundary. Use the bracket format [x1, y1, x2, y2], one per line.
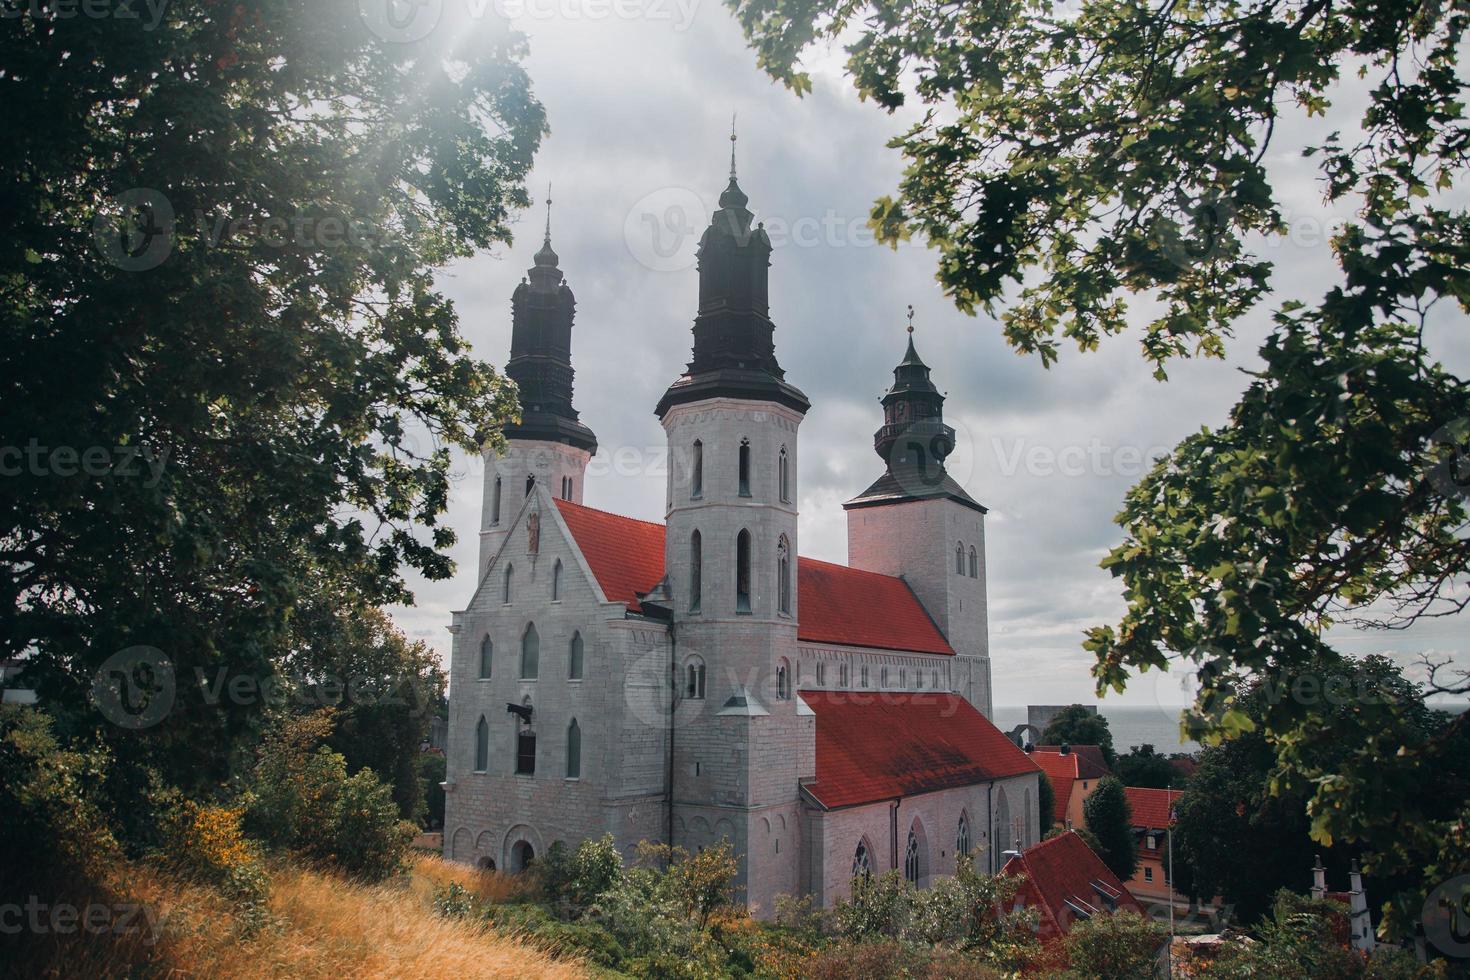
[1030, 751, 1079, 825]
[799, 690, 1038, 809]
[552, 499, 954, 654]
[1003, 831, 1145, 941]
[1124, 787, 1183, 831]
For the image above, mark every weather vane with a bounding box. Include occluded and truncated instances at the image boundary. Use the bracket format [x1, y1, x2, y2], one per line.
[544, 181, 552, 242]
[730, 112, 738, 179]
[906, 304, 915, 334]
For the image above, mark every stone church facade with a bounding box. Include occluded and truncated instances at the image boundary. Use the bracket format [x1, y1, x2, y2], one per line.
[443, 157, 1042, 913]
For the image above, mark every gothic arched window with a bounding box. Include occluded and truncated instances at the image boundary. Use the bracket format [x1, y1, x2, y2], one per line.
[474, 716, 489, 772]
[478, 636, 493, 679]
[776, 658, 790, 700]
[852, 839, 873, 881]
[957, 812, 972, 858]
[516, 726, 536, 775]
[552, 559, 563, 601]
[969, 546, 978, 578]
[492, 477, 503, 525]
[691, 440, 703, 498]
[955, 542, 965, 574]
[778, 446, 790, 503]
[735, 529, 752, 613]
[568, 631, 584, 680]
[565, 719, 581, 779]
[904, 830, 921, 883]
[738, 438, 751, 497]
[689, 530, 702, 613]
[777, 535, 791, 615]
[520, 623, 539, 679]
[503, 564, 514, 604]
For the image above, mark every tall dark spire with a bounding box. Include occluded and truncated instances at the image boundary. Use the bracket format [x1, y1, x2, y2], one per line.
[845, 310, 985, 513]
[504, 190, 597, 453]
[656, 132, 808, 418]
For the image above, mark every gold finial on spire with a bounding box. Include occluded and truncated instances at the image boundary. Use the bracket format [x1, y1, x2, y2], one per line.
[729, 112, 738, 180]
[906, 304, 915, 334]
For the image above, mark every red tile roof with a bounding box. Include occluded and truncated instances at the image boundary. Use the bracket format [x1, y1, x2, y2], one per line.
[1037, 744, 1111, 779]
[554, 498, 668, 615]
[1124, 787, 1183, 830]
[1030, 751, 1079, 825]
[1003, 831, 1145, 941]
[799, 690, 1040, 809]
[552, 499, 954, 655]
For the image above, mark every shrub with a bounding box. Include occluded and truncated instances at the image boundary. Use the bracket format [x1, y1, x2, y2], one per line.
[163, 799, 271, 925]
[244, 710, 413, 882]
[1060, 909, 1166, 980]
[0, 705, 120, 899]
[537, 833, 623, 916]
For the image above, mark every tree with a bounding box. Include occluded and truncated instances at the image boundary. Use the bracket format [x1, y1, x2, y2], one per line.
[284, 605, 445, 822]
[1169, 656, 1462, 926]
[1084, 777, 1138, 882]
[1036, 768, 1056, 836]
[727, 0, 1470, 937]
[1116, 745, 1177, 791]
[1041, 705, 1117, 768]
[1, 1, 537, 797]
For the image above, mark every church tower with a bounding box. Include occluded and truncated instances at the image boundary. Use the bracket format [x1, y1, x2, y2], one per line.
[844, 315, 993, 716]
[479, 192, 598, 577]
[654, 131, 812, 910]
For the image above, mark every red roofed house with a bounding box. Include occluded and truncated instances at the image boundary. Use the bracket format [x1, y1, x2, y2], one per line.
[1123, 786, 1190, 912]
[441, 158, 1040, 915]
[1003, 830, 1146, 942]
[1031, 744, 1111, 830]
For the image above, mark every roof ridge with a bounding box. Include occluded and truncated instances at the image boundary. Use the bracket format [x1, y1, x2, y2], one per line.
[553, 496, 667, 530]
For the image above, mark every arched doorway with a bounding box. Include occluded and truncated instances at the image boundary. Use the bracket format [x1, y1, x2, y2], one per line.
[511, 839, 536, 872]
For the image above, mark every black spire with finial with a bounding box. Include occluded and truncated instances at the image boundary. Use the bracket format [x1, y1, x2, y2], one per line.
[656, 121, 808, 418]
[844, 308, 985, 513]
[505, 184, 597, 453]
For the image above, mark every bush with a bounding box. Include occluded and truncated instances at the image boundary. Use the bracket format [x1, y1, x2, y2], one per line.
[0, 705, 120, 899]
[244, 710, 413, 882]
[537, 833, 623, 917]
[1060, 909, 1166, 980]
[163, 799, 271, 925]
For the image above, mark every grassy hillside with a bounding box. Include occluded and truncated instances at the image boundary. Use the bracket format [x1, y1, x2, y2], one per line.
[13, 854, 584, 980]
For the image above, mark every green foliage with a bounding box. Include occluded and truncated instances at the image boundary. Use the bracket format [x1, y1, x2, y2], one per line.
[432, 881, 477, 920]
[1193, 889, 1395, 979]
[1036, 768, 1057, 835]
[1041, 706, 1117, 768]
[833, 856, 1038, 970]
[163, 799, 272, 930]
[727, 0, 1470, 939]
[1084, 777, 1139, 881]
[1059, 909, 1166, 980]
[243, 711, 413, 882]
[2, 0, 538, 797]
[418, 751, 446, 830]
[1115, 745, 1178, 791]
[802, 940, 1006, 979]
[0, 705, 120, 899]
[536, 834, 624, 918]
[287, 605, 447, 824]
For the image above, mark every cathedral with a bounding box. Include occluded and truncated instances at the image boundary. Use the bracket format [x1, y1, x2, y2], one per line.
[442, 152, 1043, 913]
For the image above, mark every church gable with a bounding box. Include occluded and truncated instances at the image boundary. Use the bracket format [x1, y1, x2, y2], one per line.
[465, 485, 606, 617]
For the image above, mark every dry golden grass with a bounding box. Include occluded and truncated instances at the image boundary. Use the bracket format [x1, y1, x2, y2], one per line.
[13, 854, 584, 980]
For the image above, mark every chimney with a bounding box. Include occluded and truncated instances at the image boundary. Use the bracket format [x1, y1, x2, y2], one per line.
[1060, 743, 1071, 755]
[1311, 855, 1327, 900]
[1349, 859, 1376, 953]
[1024, 743, 1034, 753]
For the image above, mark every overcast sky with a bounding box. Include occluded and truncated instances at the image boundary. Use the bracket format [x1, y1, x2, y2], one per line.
[383, 0, 1469, 714]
